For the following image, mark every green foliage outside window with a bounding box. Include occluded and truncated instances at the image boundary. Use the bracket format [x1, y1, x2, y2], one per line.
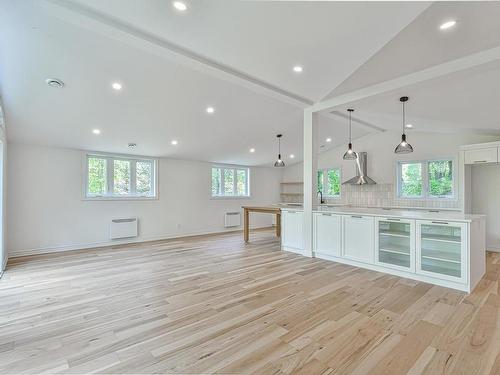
[136, 161, 152, 195]
[400, 162, 422, 197]
[88, 157, 106, 195]
[317, 168, 340, 197]
[428, 160, 453, 197]
[113, 160, 130, 195]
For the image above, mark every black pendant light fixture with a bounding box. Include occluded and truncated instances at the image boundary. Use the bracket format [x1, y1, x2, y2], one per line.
[274, 134, 285, 167]
[395, 96, 414, 154]
[343, 108, 357, 160]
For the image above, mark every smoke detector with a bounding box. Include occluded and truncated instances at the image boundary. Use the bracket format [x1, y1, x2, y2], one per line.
[45, 78, 64, 88]
[128, 143, 137, 148]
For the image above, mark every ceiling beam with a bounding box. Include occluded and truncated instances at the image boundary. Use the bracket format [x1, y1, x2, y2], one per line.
[310, 45, 500, 113]
[41, 0, 313, 108]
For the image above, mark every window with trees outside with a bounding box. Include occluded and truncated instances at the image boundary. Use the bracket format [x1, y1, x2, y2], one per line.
[212, 166, 249, 197]
[398, 159, 454, 199]
[85, 153, 157, 199]
[317, 168, 341, 198]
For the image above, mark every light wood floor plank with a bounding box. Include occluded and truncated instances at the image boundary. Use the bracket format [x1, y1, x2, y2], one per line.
[1, 228, 500, 374]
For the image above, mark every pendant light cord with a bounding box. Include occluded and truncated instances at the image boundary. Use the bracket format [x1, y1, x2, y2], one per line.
[349, 110, 352, 142]
[402, 100, 405, 135]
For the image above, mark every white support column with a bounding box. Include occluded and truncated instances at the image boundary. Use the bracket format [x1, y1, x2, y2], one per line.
[303, 108, 317, 257]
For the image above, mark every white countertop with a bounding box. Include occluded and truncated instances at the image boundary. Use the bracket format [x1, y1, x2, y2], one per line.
[278, 205, 484, 222]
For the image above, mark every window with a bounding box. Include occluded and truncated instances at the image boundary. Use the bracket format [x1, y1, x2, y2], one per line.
[85, 153, 157, 199]
[398, 159, 454, 199]
[212, 166, 249, 197]
[317, 168, 341, 198]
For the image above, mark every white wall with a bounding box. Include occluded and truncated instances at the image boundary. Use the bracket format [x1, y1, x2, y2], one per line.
[471, 164, 500, 251]
[7, 143, 282, 257]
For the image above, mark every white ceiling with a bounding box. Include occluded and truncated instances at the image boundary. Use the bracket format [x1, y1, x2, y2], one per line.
[0, 1, 499, 167]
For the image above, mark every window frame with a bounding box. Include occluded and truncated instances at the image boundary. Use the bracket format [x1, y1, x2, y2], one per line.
[211, 165, 250, 199]
[396, 157, 456, 200]
[317, 167, 342, 199]
[83, 152, 158, 200]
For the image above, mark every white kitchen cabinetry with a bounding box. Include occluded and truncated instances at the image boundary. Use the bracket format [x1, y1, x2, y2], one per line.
[343, 215, 374, 263]
[281, 209, 303, 254]
[313, 212, 342, 257]
[416, 220, 467, 284]
[375, 217, 415, 272]
[464, 147, 498, 164]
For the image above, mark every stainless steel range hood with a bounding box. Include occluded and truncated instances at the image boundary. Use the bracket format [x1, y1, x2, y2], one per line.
[342, 152, 376, 185]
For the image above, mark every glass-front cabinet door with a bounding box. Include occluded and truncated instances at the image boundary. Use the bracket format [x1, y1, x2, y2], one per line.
[416, 220, 467, 283]
[375, 217, 415, 272]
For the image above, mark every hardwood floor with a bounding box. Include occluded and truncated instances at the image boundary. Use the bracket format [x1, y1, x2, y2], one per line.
[1, 228, 500, 374]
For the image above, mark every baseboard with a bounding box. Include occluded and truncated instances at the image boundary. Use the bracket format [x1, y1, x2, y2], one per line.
[8, 224, 276, 258]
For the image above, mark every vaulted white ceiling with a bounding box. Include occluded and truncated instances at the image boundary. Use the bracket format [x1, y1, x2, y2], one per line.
[0, 1, 499, 166]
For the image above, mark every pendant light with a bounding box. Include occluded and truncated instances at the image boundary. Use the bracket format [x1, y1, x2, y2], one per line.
[274, 134, 285, 167]
[395, 96, 414, 154]
[343, 108, 357, 160]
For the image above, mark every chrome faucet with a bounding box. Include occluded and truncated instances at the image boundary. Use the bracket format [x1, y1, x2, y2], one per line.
[317, 190, 325, 204]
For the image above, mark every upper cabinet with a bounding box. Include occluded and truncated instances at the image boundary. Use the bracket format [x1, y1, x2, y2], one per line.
[464, 147, 498, 164]
[461, 142, 500, 164]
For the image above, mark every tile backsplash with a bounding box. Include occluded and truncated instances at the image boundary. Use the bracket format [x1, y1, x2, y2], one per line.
[323, 183, 461, 209]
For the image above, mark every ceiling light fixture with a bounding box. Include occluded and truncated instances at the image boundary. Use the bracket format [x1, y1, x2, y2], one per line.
[92, 129, 101, 135]
[206, 106, 215, 114]
[326, 137, 332, 143]
[249, 148, 255, 153]
[45, 78, 64, 88]
[293, 66, 303, 73]
[343, 109, 357, 160]
[111, 82, 122, 91]
[440, 20, 456, 30]
[274, 134, 285, 167]
[171, 140, 178, 145]
[173, 1, 187, 11]
[395, 96, 414, 154]
[290, 154, 295, 159]
[405, 123, 413, 129]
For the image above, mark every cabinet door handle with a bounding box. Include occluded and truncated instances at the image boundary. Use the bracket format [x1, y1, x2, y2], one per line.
[431, 221, 449, 225]
[322, 213, 332, 216]
[473, 160, 488, 163]
[351, 215, 363, 219]
[386, 218, 400, 222]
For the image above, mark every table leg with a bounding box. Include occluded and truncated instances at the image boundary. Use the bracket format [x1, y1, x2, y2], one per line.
[244, 208, 249, 242]
[276, 213, 281, 237]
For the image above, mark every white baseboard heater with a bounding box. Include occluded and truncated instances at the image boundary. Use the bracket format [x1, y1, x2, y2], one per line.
[110, 218, 138, 239]
[224, 212, 241, 228]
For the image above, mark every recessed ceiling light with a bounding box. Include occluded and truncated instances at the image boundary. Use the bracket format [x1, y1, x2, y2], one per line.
[440, 20, 456, 30]
[290, 154, 295, 159]
[206, 106, 215, 114]
[326, 137, 332, 143]
[128, 143, 137, 148]
[171, 140, 178, 145]
[249, 148, 255, 153]
[293, 65, 303, 73]
[111, 82, 122, 91]
[45, 78, 64, 88]
[405, 124, 413, 129]
[92, 129, 101, 135]
[173, 1, 187, 11]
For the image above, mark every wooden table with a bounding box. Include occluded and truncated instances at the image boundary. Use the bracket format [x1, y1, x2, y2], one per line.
[242, 206, 281, 243]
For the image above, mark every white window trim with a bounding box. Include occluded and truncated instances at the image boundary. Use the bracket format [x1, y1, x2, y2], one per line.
[211, 165, 251, 199]
[82, 151, 159, 201]
[317, 167, 342, 199]
[396, 157, 457, 200]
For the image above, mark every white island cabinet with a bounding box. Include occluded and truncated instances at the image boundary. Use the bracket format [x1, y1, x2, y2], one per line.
[343, 215, 374, 263]
[313, 212, 341, 257]
[281, 207, 486, 292]
[281, 209, 304, 254]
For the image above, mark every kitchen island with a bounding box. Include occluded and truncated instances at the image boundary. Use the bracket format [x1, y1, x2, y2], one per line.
[281, 206, 486, 292]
